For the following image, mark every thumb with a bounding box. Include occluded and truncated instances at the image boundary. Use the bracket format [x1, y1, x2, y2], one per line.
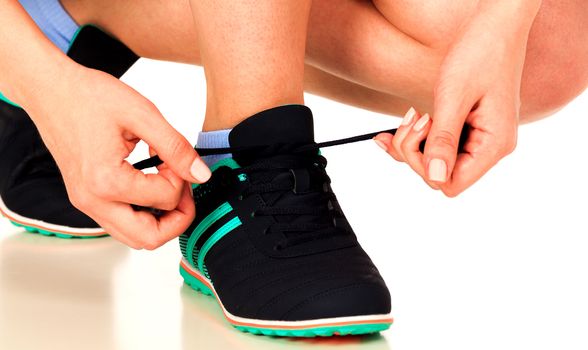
[426, 92, 474, 184]
[136, 113, 211, 184]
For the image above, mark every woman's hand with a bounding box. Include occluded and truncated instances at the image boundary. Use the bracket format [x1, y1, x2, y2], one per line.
[375, 1, 541, 196]
[23, 66, 211, 249]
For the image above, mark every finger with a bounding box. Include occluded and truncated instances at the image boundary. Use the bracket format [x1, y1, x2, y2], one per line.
[391, 107, 420, 162]
[401, 114, 440, 190]
[85, 200, 151, 250]
[441, 126, 515, 197]
[152, 181, 196, 244]
[93, 161, 184, 211]
[426, 84, 479, 184]
[97, 191, 193, 250]
[374, 107, 419, 162]
[373, 133, 402, 162]
[132, 106, 211, 183]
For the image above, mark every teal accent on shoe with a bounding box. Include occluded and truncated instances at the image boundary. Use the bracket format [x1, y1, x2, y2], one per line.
[8, 220, 106, 239]
[186, 202, 233, 267]
[234, 323, 391, 337]
[197, 216, 242, 278]
[180, 263, 214, 296]
[67, 24, 86, 52]
[238, 174, 247, 182]
[180, 263, 392, 338]
[192, 158, 240, 190]
[0, 91, 21, 108]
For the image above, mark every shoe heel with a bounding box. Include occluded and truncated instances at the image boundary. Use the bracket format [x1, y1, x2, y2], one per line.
[180, 263, 214, 297]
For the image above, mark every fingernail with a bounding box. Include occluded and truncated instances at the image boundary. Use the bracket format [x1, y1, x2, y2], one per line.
[190, 158, 212, 182]
[374, 138, 388, 151]
[413, 113, 431, 131]
[429, 158, 447, 183]
[402, 107, 417, 126]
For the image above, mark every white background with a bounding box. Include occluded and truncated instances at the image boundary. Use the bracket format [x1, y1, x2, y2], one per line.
[0, 59, 587, 350]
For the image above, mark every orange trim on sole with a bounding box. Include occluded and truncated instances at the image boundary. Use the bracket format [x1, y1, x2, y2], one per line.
[0, 205, 106, 237]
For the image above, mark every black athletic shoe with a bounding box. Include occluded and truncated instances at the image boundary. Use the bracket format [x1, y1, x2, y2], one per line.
[176, 106, 392, 337]
[0, 25, 139, 238]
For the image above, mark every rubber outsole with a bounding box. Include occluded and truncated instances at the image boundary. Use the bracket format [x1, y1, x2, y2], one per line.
[8, 220, 106, 239]
[180, 259, 393, 337]
[0, 197, 107, 239]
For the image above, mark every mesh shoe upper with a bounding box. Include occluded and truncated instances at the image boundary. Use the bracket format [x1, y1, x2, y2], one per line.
[180, 106, 391, 321]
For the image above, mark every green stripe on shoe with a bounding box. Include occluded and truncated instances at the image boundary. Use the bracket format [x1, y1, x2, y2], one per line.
[198, 216, 242, 278]
[186, 202, 233, 267]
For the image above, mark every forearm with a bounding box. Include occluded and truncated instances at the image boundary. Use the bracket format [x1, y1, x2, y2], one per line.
[0, 0, 75, 109]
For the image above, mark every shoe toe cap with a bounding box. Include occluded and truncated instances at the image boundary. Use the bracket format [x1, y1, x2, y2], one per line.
[281, 281, 391, 321]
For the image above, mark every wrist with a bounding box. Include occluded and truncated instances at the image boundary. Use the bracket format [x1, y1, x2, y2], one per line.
[11, 55, 80, 111]
[476, 0, 541, 30]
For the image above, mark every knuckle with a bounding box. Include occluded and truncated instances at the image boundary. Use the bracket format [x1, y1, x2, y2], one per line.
[143, 238, 162, 251]
[399, 138, 411, 154]
[88, 168, 118, 198]
[501, 136, 518, 156]
[165, 135, 190, 158]
[159, 197, 178, 211]
[69, 190, 91, 210]
[431, 130, 458, 151]
[442, 187, 461, 198]
[129, 242, 144, 250]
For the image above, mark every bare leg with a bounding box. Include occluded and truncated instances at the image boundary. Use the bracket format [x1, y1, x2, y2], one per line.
[61, 0, 588, 123]
[60, 0, 432, 118]
[187, 0, 311, 130]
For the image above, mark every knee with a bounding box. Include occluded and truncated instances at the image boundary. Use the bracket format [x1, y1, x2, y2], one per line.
[520, 61, 588, 123]
[519, 0, 588, 123]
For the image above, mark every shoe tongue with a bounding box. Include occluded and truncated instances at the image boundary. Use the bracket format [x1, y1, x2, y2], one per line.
[228, 105, 314, 164]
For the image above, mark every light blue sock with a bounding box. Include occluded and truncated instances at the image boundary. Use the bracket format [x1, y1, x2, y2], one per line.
[19, 0, 80, 53]
[197, 129, 232, 167]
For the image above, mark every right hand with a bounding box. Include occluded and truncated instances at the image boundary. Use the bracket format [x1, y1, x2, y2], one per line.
[23, 66, 211, 250]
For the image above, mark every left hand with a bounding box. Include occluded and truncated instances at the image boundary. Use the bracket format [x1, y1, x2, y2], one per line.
[375, 5, 535, 196]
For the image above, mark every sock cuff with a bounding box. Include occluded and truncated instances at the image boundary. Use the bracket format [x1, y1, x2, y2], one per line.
[196, 129, 231, 149]
[19, 0, 80, 53]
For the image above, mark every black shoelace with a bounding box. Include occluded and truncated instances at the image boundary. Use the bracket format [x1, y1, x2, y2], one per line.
[232, 148, 341, 250]
[133, 125, 467, 248]
[133, 127, 401, 248]
[133, 127, 400, 171]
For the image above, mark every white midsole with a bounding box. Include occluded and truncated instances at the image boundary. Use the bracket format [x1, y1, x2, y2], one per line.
[181, 257, 393, 328]
[0, 196, 106, 235]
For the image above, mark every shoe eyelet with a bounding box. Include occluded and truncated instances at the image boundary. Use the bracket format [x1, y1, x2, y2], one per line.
[273, 244, 283, 251]
[250, 211, 256, 218]
[238, 195, 244, 201]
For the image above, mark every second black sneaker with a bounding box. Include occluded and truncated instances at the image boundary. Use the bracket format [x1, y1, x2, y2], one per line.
[0, 26, 138, 238]
[177, 106, 392, 337]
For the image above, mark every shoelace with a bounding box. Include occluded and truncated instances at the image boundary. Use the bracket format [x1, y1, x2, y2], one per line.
[132, 125, 468, 248]
[231, 149, 342, 250]
[133, 127, 402, 248]
[133, 127, 401, 171]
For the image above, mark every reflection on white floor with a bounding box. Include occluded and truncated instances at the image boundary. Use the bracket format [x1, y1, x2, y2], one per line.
[0, 222, 390, 350]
